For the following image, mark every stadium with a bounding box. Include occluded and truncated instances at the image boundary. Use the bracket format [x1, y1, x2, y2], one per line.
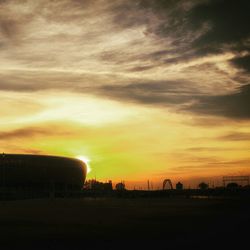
[0, 154, 87, 199]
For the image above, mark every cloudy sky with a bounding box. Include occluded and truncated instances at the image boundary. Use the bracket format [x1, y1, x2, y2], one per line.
[1, 0, 250, 188]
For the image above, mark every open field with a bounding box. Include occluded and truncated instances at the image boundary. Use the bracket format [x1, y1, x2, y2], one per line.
[0, 197, 249, 249]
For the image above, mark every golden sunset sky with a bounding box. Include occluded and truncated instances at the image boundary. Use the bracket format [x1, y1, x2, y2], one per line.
[1, 0, 250, 188]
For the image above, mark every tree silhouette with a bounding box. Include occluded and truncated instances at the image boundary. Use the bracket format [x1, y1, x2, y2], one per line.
[227, 182, 239, 189]
[198, 182, 209, 190]
[115, 182, 125, 191]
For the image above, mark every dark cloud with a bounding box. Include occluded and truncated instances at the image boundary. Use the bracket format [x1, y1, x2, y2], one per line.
[186, 147, 235, 152]
[97, 80, 198, 105]
[1, 68, 249, 120]
[97, 82, 250, 120]
[231, 55, 250, 73]
[217, 132, 250, 141]
[197, 1, 248, 50]
[118, 0, 250, 63]
[0, 0, 249, 122]
[188, 84, 250, 119]
[210, 159, 250, 166]
[0, 19, 18, 38]
[103, 0, 250, 82]
[0, 126, 70, 140]
[127, 65, 156, 72]
[170, 158, 250, 171]
[189, 0, 250, 48]
[0, 3, 35, 42]
[0, 127, 51, 140]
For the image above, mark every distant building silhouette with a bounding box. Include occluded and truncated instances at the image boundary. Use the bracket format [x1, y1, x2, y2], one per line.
[115, 182, 125, 191]
[176, 182, 183, 190]
[84, 179, 113, 191]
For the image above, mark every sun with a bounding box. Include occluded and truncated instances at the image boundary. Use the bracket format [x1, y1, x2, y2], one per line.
[76, 156, 91, 174]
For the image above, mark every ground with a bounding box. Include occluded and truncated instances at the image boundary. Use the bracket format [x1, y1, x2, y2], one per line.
[0, 197, 249, 249]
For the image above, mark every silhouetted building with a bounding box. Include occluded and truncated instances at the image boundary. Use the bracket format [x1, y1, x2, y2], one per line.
[0, 154, 87, 198]
[115, 182, 125, 191]
[84, 179, 113, 191]
[176, 182, 183, 190]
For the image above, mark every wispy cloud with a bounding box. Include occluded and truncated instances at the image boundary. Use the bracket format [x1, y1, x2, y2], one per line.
[0, 0, 249, 120]
[218, 132, 250, 141]
[0, 126, 68, 140]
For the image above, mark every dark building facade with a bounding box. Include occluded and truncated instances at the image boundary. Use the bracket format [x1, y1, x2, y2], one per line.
[0, 154, 87, 198]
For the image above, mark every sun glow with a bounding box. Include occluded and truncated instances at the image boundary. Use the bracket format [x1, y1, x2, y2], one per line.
[76, 156, 91, 174]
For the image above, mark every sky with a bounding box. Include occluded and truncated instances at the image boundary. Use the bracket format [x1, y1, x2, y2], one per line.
[1, 0, 250, 188]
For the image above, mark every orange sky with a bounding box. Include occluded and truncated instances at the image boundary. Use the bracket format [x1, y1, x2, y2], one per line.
[1, 0, 250, 188]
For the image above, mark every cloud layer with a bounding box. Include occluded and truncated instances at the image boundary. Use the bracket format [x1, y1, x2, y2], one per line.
[0, 0, 249, 120]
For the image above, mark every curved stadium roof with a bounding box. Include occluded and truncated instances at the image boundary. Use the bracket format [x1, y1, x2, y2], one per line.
[0, 154, 87, 189]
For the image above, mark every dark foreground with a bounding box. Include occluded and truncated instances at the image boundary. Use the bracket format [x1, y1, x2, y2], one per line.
[0, 197, 249, 249]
